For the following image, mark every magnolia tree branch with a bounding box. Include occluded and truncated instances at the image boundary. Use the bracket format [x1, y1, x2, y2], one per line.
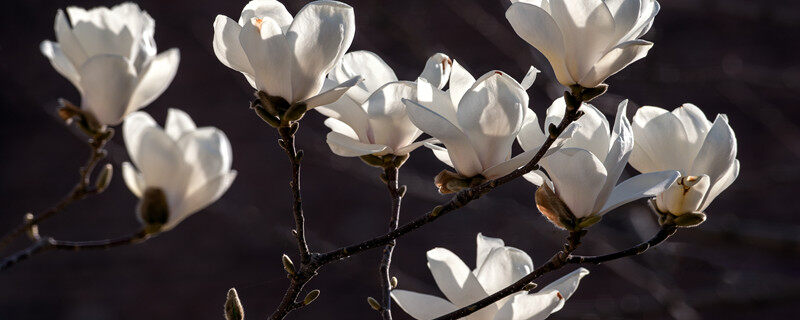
[567, 225, 678, 264]
[379, 162, 403, 320]
[0, 129, 113, 251]
[0, 230, 149, 271]
[277, 124, 312, 263]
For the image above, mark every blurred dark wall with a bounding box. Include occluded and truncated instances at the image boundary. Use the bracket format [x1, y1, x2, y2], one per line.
[1, 0, 799, 319]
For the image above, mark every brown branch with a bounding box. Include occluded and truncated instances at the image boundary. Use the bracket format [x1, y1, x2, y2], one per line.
[379, 162, 402, 320]
[278, 124, 311, 263]
[567, 225, 678, 264]
[0, 230, 149, 271]
[0, 129, 113, 251]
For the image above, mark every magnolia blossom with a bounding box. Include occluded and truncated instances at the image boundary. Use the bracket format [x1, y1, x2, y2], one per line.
[506, 0, 659, 88]
[536, 99, 679, 222]
[213, 0, 359, 109]
[404, 62, 550, 179]
[40, 3, 180, 126]
[122, 109, 237, 232]
[318, 51, 452, 157]
[629, 104, 739, 215]
[391, 233, 589, 320]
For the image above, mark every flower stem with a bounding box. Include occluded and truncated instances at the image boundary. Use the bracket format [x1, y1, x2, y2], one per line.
[379, 162, 402, 320]
[567, 225, 678, 264]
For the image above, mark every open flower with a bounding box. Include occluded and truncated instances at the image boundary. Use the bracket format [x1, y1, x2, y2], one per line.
[535, 99, 679, 228]
[213, 0, 359, 109]
[317, 51, 452, 157]
[629, 104, 739, 215]
[506, 0, 659, 88]
[404, 63, 547, 180]
[40, 3, 180, 126]
[391, 233, 589, 320]
[122, 109, 237, 233]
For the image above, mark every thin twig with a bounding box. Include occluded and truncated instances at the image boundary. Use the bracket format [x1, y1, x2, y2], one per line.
[567, 225, 678, 264]
[379, 162, 402, 320]
[434, 230, 586, 320]
[0, 230, 149, 271]
[0, 130, 113, 250]
[278, 124, 311, 263]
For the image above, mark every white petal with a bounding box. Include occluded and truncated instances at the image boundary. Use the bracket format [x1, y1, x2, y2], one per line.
[324, 117, 359, 140]
[395, 137, 438, 156]
[457, 71, 527, 169]
[418, 77, 459, 124]
[167, 171, 237, 231]
[419, 53, 452, 90]
[541, 148, 607, 218]
[364, 81, 421, 151]
[493, 291, 561, 320]
[213, 15, 255, 76]
[579, 39, 653, 88]
[287, 1, 355, 102]
[538, 267, 589, 312]
[238, 0, 293, 28]
[316, 79, 370, 141]
[40, 40, 81, 89]
[476, 246, 534, 294]
[176, 127, 233, 195]
[605, 0, 642, 44]
[326, 131, 388, 157]
[690, 115, 738, 185]
[405, 99, 483, 177]
[505, 3, 572, 85]
[517, 108, 546, 152]
[133, 126, 190, 204]
[426, 248, 489, 307]
[128, 49, 180, 114]
[476, 233, 506, 271]
[700, 159, 739, 211]
[54, 9, 88, 67]
[123, 111, 158, 162]
[425, 142, 455, 169]
[593, 100, 634, 212]
[657, 174, 710, 215]
[391, 290, 457, 320]
[165, 108, 197, 141]
[672, 103, 713, 152]
[121, 162, 144, 198]
[598, 170, 680, 215]
[447, 59, 476, 106]
[549, 0, 616, 83]
[78, 54, 137, 125]
[331, 50, 398, 98]
[67, 5, 138, 60]
[520, 66, 540, 90]
[239, 18, 292, 100]
[303, 76, 362, 109]
[630, 106, 692, 174]
[547, 98, 610, 161]
[522, 170, 547, 186]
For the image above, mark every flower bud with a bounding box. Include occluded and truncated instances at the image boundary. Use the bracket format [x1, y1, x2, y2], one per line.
[390, 276, 398, 289]
[367, 296, 381, 311]
[303, 289, 320, 305]
[224, 288, 244, 320]
[434, 170, 485, 194]
[282, 254, 296, 275]
[94, 164, 113, 193]
[655, 175, 711, 216]
[535, 183, 577, 230]
[672, 211, 707, 228]
[137, 187, 169, 234]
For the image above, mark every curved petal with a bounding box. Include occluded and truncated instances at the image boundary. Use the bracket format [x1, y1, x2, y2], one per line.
[598, 170, 680, 215]
[316, 78, 370, 141]
[331, 50, 397, 101]
[630, 106, 692, 173]
[476, 233, 505, 271]
[673, 103, 713, 154]
[457, 71, 527, 169]
[213, 15, 255, 76]
[240, 18, 292, 100]
[447, 59, 476, 106]
[78, 54, 137, 125]
[121, 162, 144, 198]
[54, 9, 88, 67]
[165, 108, 197, 141]
[66, 6, 137, 60]
[238, 0, 293, 28]
[517, 108, 545, 151]
[123, 111, 159, 162]
[579, 39, 653, 88]
[391, 290, 457, 320]
[134, 127, 190, 204]
[324, 117, 358, 140]
[520, 66, 540, 90]
[549, 0, 616, 83]
[690, 114, 738, 185]
[418, 77, 459, 124]
[395, 137, 438, 156]
[405, 99, 483, 177]
[476, 247, 534, 295]
[128, 48, 180, 113]
[425, 142, 455, 169]
[482, 121, 578, 179]
[541, 148, 607, 218]
[326, 131, 388, 157]
[505, 3, 572, 85]
[700, 159, 739, 211]
[176, 127, 233, 195]
[41, 40, 81, 90]
[493, 291, 561, 320]
[287, 1, 355, 102]
[538, 267, 589, 312]
[303, 76, 361, 109]
[522, 170, 547, 186]
[419, 53, 452, 90]
[364, 81, 420, 150]
[426, 248, 489, 307]
[546, 97, 610, 161]
[167, 171, 237, 231]
[593, 100, 634, 212]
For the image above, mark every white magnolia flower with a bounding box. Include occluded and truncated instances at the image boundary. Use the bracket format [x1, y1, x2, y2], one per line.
[122, 109, 237, 232]
[213, 0, 360, 109]
[506, 0, 659, 88]
[629, 104, 739, 215]
[40, 3, 180, 126]
[391, 233, 589, 320]
[318, 51, 452, 157]
[404, 63, 550, 179]
[537, 99, 679, 221]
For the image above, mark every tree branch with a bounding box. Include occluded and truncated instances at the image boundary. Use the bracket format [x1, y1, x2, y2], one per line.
[379, 162, 402, 320]
[567, 225, 678, 265]
[0, 129, 113, 251]
[278, 124, 311, 264]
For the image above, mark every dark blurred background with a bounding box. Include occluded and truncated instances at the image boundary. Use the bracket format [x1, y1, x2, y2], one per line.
[2, 0, 799, 319]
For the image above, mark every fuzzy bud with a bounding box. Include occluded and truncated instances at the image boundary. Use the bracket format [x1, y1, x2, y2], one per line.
[94, 164, 113, 193]
[137, 187, 169, 234]
[303, 290, 320, 305]
[367, 297, 381, 311]
[224, 288, 244, 320]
